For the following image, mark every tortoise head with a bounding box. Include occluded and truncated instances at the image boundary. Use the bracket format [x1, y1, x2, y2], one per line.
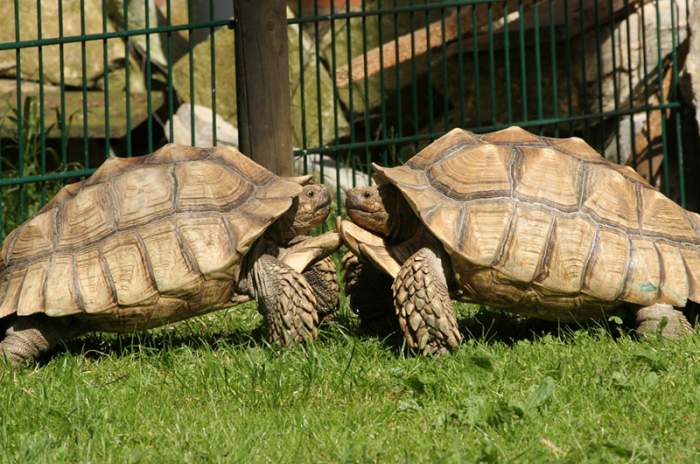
[292, 183, 332, 234]
[345, 185, 395, 237]
[268, 183, 331, 244]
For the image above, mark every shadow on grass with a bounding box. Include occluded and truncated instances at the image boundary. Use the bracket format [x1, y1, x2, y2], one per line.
[53, 307, 358, 363]
[456, 307, 620, 345]
[43, 300, 698, 363]
[347, 304, 636, 355]
[52, 315, 267, 364]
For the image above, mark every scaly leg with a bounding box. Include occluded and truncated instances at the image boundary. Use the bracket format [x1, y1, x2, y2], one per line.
[635, 303, 693, 339]
[252, 254, 319, 345]
[392, 248, 462, 355]
[303, 256, 340, 322]
[0, 314, 80, 365]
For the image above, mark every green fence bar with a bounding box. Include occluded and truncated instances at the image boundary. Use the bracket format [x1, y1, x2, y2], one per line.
[0, 0, 691, 239]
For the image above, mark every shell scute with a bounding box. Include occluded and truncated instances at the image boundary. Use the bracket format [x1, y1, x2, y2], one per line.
[210, 145, 274, 185]
[37, 181, 83, 215]
[639, 187, 697, 241]
[58, 183, 116, 249]
[547, 136, 603, 161]
[113, 164, 175, 228]
[139, 221, 201, 297]
[621, 238, 661, 306]
[147, 143, 206, 164]
[655, 241, 689, 306]
[481, 126, 544, 144]
[427, 144, 512, 199]
[177, 215, 237, 279]
[515, 147, 581, 209]
[407, 128, 479, 170]
[459, 201, 514, 267]
[497, 206, 553, 283]
[680, 248, 700, 303]
[582, 228, 629, 301]
[101, 233, 159, 307]
[86, 155, 146, 186]
[75, 248, 115, 313]
[11, 211, 55, 260]
[423, 205, 463, 252]
[0, 270, 26, 318]
[16, 260, 49, 316]
[535, 216, 596, 294]
[226, 197, 293, 256]
[614, 165, 653, 186]
[582, 164, 639, 230]
[175, 160, 253, 211]
[44, 254, 82, 316]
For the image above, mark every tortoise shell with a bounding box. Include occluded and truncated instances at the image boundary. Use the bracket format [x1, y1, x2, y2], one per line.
[376, 127, 700, 318]
[0, 144, 302, 330]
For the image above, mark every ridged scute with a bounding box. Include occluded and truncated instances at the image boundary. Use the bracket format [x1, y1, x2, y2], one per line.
[0, 144, 298, 322]
[379, 127, 700, 311]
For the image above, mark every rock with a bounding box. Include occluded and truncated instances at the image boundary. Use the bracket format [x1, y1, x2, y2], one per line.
[319, 1, 437, 118]
[153, 0, 233, 49]
[0, 0, 124, 87]
[107, 0, 168, 68]
[172, 7, 349, 148]
[578, 0, 688, 113]
[433, 0, 686, 129]
[163, 103, 238, 147]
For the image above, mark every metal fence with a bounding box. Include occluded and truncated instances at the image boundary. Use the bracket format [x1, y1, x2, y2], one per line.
[0, 0, 693, 240]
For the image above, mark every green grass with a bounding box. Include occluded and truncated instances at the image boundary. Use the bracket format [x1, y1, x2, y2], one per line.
[2, 301, 700, 463]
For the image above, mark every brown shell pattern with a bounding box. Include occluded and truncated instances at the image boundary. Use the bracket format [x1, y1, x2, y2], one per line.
[0, 144, 301, 321]
[380, 126, 700, 312]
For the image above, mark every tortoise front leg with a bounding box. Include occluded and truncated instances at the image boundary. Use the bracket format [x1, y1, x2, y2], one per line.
[251, 254, 319, 345]
[303, 256, 340, 322]
[392, 248, 462, 356]
[0, 314, 81, 365]
[635, 303, 694, 339]
[277, 232, 342, 322]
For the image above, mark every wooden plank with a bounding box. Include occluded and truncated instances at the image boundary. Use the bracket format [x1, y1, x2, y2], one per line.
[335, 0, 638, 88]
[234, 0, 294, 176]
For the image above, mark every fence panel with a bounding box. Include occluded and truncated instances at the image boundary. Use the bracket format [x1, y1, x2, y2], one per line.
[0, 0, 692, 240]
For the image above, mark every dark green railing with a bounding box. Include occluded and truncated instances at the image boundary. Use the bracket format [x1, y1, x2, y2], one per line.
[0, 0, 691, 240]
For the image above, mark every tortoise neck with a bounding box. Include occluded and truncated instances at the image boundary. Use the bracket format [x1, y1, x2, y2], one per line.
[382, 185, 420, 243]
[267, 203, 297, 246]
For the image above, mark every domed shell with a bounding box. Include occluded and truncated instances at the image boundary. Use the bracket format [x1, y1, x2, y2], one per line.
[376, 127, 700, 312]
[0, 144, 302, 323]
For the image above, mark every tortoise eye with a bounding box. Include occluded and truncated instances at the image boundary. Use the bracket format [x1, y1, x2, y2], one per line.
[307, 190, 315, 197]
[363, 191, 371, 199]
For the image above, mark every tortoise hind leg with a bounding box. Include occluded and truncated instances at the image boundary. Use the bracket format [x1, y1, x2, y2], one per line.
[0, 314, 80, 365]
[252, 254, 319, 345]
[392, 248, 462, 356]
[635, 303, 694, 339]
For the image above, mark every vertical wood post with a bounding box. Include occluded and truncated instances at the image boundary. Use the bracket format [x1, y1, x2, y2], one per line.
[234, 0, 294, 176]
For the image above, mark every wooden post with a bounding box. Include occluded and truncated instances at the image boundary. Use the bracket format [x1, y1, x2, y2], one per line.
[234, 0, 293, 176]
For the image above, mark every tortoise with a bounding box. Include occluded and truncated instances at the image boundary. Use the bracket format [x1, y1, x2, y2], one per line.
[338, 126, 699, 355]
[0, 143, 341, 365]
